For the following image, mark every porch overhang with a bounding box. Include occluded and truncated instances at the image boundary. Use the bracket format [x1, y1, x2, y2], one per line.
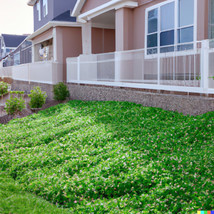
[72, 0, 138, 22]
[27, 21, 82, 41]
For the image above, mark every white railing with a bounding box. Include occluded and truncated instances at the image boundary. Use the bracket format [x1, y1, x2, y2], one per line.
[67, 40, 214, 94]
[0, 61, 63, 84]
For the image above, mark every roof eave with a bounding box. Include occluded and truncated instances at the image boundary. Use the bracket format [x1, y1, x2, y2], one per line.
[27, 21, 82, 41]
[72, 0, 86, 17]
[27, 0, 38, 6]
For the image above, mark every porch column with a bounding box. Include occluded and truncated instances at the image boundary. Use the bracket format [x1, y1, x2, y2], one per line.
[32, 43, 35, 63]
[115, 7, 133, 51]
[53, 27, 58, 62]
[82, 21, 92, 54]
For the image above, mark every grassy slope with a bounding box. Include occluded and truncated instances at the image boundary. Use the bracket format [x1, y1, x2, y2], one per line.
[0, 172, 71, 214]
[0, 100, 213, 213]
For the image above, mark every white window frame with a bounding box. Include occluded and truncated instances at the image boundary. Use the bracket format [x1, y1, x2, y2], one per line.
[37, 1, 41, 21]
[43, 0, 48, 17]
[14, 51, 20, 66]
[145, 0, 197, 57]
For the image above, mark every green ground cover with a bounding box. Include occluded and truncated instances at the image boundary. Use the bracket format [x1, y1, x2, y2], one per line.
[0, 172, 72, 214]
[0, 100, 213, 213]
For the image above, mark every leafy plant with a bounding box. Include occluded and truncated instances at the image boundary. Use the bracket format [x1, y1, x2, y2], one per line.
[28, 87, 47, 109]
[0, 101, 213, 213]
[4, 96, 25, 115]
[53, 82, 70, 101]
[0, 81, 10, 96]
[10, 91, 24, 95]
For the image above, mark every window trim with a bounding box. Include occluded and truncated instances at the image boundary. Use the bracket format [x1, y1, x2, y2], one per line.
[14, 51, 20, 66]
[37, 1, 41, 21]
[43, 0, 48, 17]
[145, 0, 197, 57]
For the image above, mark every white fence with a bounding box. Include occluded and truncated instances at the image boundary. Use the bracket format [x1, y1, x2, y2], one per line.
[0, 61, 63, 84]
[67, 40, 214, 94]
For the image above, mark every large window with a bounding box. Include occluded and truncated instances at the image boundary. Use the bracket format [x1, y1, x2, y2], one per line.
[146, 0, 195, 55]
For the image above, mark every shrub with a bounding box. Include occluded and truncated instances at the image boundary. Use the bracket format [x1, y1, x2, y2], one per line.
[28, 87, 47, 109]
[10, 91, 25, 98]
[53, 82, 70, 101]
[0, 82, 10, 96]
[5, 96, 25, 115]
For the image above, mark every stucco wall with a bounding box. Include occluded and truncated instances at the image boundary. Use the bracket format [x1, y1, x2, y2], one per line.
[56, 27, 82, 81]
[92, 28, 115, 54]
[82, 0, 209, 51]
[132, 0, 209, 50]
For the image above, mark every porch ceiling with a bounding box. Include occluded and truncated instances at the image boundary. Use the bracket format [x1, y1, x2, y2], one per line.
[91, 10, 115, 29]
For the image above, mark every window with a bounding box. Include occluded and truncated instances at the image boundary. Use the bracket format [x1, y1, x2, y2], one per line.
[37, 1, 41, 21]
[43, 0, 48, 17]
[146, 0, 196, 55]
[14, 52, 20, 66]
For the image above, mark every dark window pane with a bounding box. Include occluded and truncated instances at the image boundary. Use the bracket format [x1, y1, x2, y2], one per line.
[147, 34, 157, 48]
[160, 30, 174, 46]
[148, 9, 158, 33]
[160, 46, 175, 53]
[179, 0, 194, 27]
[177, 44, 193, 51]
[147, 48, 158, 55]
[178, 27, 193, 43]
[161, 2, 174, 31]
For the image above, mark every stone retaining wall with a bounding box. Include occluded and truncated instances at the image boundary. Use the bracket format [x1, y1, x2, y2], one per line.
[10, 80, 214, 115]
[11, 80, 54, 100]
[67, 83, 214, 116]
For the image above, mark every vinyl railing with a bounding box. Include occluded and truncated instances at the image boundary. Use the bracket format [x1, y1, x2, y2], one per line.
[67, 40, 214, 94]
[0, 61, 63, 84]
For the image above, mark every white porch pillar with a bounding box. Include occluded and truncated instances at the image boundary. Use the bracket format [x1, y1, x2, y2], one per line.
[53, 27, 57, 62]
[82, 21, 92, 55]
[31, 43, 35, 63]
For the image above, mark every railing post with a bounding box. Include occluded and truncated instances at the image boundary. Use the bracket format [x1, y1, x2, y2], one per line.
[200, 40, 209, 93]
[77, 56, 80, 83]
[115, 52, 121, 82]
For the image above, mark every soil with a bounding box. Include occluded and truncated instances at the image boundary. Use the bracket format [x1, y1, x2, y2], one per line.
[0, 100, 61, 125]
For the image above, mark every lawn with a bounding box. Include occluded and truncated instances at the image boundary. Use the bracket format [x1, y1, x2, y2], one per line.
[0, 100, 213, 213]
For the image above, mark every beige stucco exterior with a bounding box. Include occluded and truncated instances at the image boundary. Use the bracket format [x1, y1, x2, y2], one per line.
[31, 26, 82, 81]
[78, 0, 210, 51]
[92, 28, 115, 54]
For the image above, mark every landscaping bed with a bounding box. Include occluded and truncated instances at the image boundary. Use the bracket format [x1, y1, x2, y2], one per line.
[0, 101, 213, 213]
[0, 100, 60, 124]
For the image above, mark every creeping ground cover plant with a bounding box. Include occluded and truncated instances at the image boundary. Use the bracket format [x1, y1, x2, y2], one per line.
[0, 101, 213, 213]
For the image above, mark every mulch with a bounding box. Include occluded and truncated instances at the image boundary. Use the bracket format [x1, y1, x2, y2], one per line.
[0, 100, 61, 125]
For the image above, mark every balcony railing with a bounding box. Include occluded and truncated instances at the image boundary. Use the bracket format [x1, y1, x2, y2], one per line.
[0, 61, 63, 84]
[67, 40, 214, 94]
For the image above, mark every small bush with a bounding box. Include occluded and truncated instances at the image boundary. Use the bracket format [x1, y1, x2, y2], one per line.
[10, 91, 25, 98]
[5, 96, 25, 115]
[53, 82, 70, 101]
[0, 82, 9, 96]
[28, 87, 47, 109]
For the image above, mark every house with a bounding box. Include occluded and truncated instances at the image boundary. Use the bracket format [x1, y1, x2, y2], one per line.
[2, 39, 32, 67]
[26, 0, 82, 82]
[66, 0, 214, 88]
[64, 0, 214, 114]
[0, 34, 28, 60]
